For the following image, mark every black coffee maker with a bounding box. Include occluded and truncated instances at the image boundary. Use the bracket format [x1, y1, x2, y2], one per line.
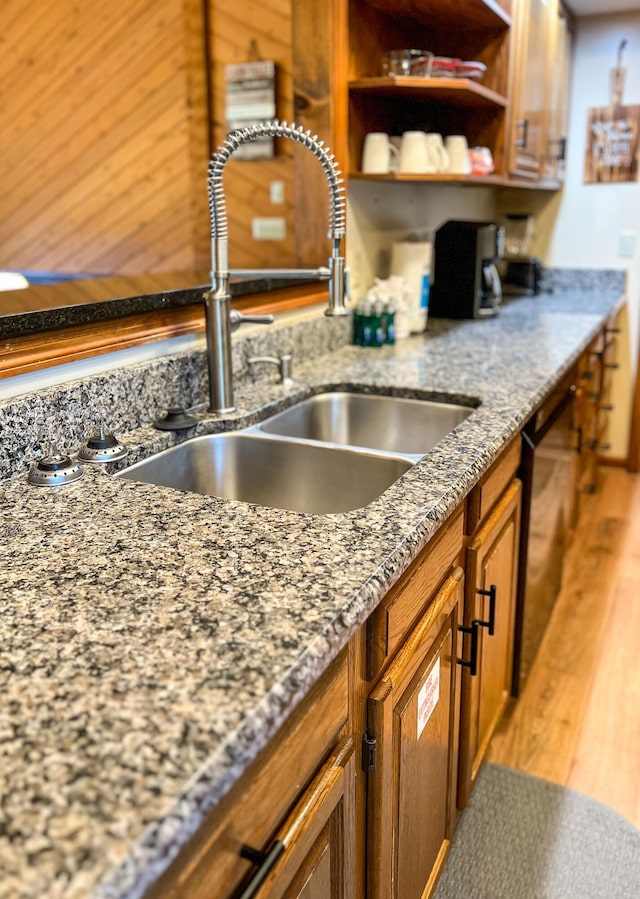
[430, 220, 504, 318]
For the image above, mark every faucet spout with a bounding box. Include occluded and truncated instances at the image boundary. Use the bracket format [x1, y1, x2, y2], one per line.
[204, 120, 349, 413]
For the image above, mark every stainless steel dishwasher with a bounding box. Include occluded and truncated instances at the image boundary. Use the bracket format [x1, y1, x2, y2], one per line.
[512, 371, 579, 695]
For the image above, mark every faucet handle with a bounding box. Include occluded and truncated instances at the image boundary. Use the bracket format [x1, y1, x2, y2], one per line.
[248, 353, 294, 387]
[229, 309, 275, 332]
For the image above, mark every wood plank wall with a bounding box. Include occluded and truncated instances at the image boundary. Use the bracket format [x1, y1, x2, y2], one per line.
[0, 1, 338, 281]
[207, 0, 296, 268]
[0, 0, 211, 276]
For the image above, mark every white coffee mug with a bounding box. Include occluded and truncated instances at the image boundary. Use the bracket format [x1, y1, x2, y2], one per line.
[424, 133, 450, 173]
[361, 132, 399, 174]
[444, 135, 471, 174]
[399, 131, 439, 174]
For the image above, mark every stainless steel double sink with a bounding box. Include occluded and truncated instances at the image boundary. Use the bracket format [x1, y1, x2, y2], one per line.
[117, 392, 476, 514]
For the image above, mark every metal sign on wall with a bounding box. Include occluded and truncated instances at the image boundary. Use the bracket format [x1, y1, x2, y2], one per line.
[224, 60, 276, 160]
[584, 40, 639, 184]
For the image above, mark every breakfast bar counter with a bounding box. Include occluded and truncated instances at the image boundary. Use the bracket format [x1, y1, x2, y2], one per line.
[0, 287, 626, 899]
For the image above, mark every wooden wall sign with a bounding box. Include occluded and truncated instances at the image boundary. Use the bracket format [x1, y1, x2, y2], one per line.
[584, 40, 639, 184]
[224, 60, 277, 159]
[584, 106, 640, 183]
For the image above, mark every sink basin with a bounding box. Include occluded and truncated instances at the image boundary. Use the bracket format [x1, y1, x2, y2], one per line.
[116, 433, 412, 514]
[259, 392, 475, 457]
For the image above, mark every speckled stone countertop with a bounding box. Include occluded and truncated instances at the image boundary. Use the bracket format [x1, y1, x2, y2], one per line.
[0, 272, 317, 339]
[0, 290, 624, 899]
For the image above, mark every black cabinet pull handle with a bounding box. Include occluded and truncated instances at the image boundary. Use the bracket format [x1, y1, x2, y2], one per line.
[516, 118, 529, 148]
[606, 327, 621, 334]
[458, 621, 479, 677]
[548, 136, 566, 160]
[605, 362, 619, 370]
[238, 841, 285, 898]
[476, 585, 497, 636]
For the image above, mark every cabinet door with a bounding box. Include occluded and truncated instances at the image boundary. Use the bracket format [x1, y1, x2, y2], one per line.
[246, 739, 356, 899]
[458, 480, 521, 808]
[366, 568, 464, 899]
[575, 339, 602, 496]
[509, 0, 552, 177]
[545, 1, 571, 180]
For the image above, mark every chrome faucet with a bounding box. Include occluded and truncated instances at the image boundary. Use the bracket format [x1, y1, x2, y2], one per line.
[204, 120, 348, 413]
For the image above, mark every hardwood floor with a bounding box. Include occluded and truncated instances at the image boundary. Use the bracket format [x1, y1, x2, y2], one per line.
[487, 467, 640, 827]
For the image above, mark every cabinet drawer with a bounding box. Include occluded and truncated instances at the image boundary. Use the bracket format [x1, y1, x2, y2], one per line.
[466, 437, 521, 534]
[145, 651, 349, 899]
[366, 506, 464, 679]
[244, 738, 355, 899]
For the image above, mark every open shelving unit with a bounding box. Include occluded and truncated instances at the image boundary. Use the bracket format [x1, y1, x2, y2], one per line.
[346, 0, 513, 180]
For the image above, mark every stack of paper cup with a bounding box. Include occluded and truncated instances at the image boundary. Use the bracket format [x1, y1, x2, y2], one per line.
[390, 239, 432, 333]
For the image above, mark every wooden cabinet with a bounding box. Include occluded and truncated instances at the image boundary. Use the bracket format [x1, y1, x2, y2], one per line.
[144, 652, 353, 899]
[508, 0, 552, 178]
[366, 568, 464, 899]
[575, 336, 602, 496]
[545, 1, 572, 181]
[366, 506, 464, 679]
[458, 478, 521, 807]
[575, 320, 620, 494]
[342, 0, 573, 189]
[508, 0, 572, 182]
[346, 0, 512, 182]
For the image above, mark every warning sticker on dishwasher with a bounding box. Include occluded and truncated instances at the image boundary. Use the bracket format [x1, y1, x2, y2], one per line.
[417, 658, 440, 739]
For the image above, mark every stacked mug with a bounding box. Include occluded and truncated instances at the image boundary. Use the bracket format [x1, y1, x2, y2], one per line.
[362, 131, 493, 175]
[361, 131, 491, 175]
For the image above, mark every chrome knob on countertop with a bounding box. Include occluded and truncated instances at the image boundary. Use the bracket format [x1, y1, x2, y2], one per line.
[28, 443, 84, 487]
[78, 426, 129, 463]
[154, 408, 199, 431]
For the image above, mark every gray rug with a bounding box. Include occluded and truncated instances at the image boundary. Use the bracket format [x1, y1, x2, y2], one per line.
[433, 764, 640, 899]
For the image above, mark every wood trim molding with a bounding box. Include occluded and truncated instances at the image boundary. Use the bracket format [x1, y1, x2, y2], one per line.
[629, 354, 640, 472]
[598, 454, 630, 469]
[0, 284, 328, 379]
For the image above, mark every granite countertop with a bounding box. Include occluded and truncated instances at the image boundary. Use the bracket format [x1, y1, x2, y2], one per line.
[0, 272, 317, 339]
[0, 290, 623, 899]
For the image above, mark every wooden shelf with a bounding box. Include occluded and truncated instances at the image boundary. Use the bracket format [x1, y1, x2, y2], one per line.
[349, 172, 562, 191]
[365, 0, 511, 30]
[499, 177, 562, 191]
[348, 77, 508, 109]
[350, 172, 505, 185]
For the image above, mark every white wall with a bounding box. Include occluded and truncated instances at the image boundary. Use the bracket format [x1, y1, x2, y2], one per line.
[544, 10, 640, 457]
[347, 182, 497, 300]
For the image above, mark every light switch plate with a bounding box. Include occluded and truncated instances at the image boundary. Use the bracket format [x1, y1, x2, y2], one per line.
[618, 231, 636, 258]
[270, 180, 285, 204]
[252, 217, 286, 240]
